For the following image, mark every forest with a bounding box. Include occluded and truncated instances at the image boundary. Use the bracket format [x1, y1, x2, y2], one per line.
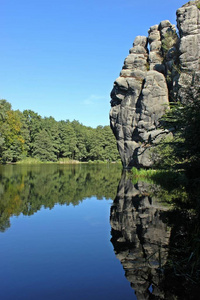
[0, 99, 120, 164]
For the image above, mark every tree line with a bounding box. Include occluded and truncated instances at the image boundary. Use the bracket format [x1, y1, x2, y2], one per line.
[0, 99, 120, 163]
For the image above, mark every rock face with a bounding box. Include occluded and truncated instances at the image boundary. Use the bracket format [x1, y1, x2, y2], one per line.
[177, 1, 200, 102]
[110, 1, 200, 168]
[110, 172, 171, 299]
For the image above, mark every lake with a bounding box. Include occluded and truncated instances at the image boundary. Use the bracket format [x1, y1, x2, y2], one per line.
[0, 164, 198, 299]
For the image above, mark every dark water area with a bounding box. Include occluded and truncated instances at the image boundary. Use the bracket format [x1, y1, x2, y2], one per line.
[0, 164, 199, 299]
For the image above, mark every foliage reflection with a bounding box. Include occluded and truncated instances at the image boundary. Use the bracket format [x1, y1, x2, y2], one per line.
[0, 164, 121, 232]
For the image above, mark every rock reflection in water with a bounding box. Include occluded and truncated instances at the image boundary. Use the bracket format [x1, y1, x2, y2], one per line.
[110, 172, 170, 299]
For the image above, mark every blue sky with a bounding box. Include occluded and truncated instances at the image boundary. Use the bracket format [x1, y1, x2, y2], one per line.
[0, 0, 187, 127]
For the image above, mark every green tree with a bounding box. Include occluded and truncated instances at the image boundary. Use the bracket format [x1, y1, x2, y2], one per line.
[101, 126, 120, 161]
[22, 110, 42, 156]
[33, 129, 57, 161]
[58, 120, 77, 159]
[0, 100, 25, 162]
[71, 120, 88, 161]
[0, 100, 11, 122]
[155, 73, 200, 177]
[43, 116, 60, 159]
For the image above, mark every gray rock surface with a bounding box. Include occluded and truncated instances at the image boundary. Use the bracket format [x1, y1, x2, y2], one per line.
[177, 1, 200, 102]
[110, 34, 171, 168]
[110, 1, 200, 168]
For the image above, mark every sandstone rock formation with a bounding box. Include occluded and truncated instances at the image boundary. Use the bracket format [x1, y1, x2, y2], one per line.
[177, 1, 200, 102]
[110, 1, 200, 168]
[110, 172, 171, 299]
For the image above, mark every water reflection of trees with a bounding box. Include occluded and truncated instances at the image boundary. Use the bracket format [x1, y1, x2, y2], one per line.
[0, 164, 121, 232]
[110, 172, 200, 299]
[1, 164, 199, 297]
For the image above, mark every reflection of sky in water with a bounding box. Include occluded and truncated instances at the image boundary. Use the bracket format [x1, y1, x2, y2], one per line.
[0, 198, 136, 300]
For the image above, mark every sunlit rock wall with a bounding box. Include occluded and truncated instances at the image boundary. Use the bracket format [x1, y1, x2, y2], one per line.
[110, 1, 200, 168]
[177, 1, 200, 102]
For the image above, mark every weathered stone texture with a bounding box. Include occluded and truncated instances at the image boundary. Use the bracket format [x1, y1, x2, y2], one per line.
[110, 1, 200, 168]
[110, 33, 171, 168]
[177, 1, 200, 102]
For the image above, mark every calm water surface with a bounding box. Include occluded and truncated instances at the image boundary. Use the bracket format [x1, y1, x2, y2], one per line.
[0, 164, 136, 300]
[0, 164, 198, 299]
